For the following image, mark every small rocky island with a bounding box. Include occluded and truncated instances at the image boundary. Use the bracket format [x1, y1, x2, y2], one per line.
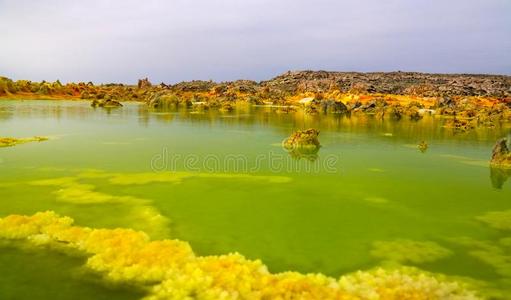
[282, 129, 321, 161]
[282, 129, 321, 149]
[491, 138, 511, 169]
[90, 99, 123, 108]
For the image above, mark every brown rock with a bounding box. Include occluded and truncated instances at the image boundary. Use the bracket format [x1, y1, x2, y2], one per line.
[282, 129, 321, 149]
[137, 78, 152, 89]
[490, 138, 511, 169]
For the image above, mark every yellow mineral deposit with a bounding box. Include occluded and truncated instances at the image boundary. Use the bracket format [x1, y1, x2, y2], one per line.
[0, 136, 48, 148]
[0, 211, 479, 300]
[370, 239, 453, 264]
[476, 210, 511, 231]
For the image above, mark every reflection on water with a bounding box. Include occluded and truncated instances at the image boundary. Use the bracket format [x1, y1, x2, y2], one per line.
[284, 145, 320, 161]
[1, 100, 509, 144]
[490, 167, 511, 189]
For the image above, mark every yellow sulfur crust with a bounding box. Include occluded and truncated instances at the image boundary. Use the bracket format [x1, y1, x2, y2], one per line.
[0, 211, 479, 300]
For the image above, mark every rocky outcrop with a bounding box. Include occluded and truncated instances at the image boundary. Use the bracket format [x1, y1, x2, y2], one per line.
[435, 96, 455, 108]
[282, 129, 321, 161]
[320, 99, 348, 114]
[356, 98, 387, 114]
[171, 80, 217, 93]
[490, 138, 511, 169]
[2, 72, 511, 122]
[385, 104, 404, 120]
[0, 77, 17, 96]
[444, 118, 474, 132]
[261, 70, 511, 97]
[137, 78, 152, 89]
[91, 99, 123, 108]
[418, 141, 428, 153]
[282, 129, 320, 149]
[147, 92, 183, 108]
[219, 102, 234, 112]
[476, 104, 510, 126]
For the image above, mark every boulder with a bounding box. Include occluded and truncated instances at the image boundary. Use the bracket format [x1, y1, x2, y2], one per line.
[346, 100, 362, 111]
[137, 78, 152, 89]
[80, 91, 91, 99]
[102, 99, 123, 108]
[90, 99, 101, 107]
[219, 102, 234, 112]
[418, 141, 428, 153]
[304, 105, 319, 114]
[298, 97, 320, 114]
[406, 102, 424, 121]
[320, 99, 348, 114]
[407, 107, 423, 121]
[359, 98, 387, 113]
[435, 96, 456, 108]
[91, 99, 123, 108]
[247, 95, 264, 105]
[477, 104, 509, 127]
[437, 106, 456, 116]
[386, 104, 403, 120]
[0, 77, 18, 95]
[38, 83, 53, 95]
[148, 93, 180, 108]
[282, 129, 320, 149]
[490, 138, 511, 169]
[444, 118, 474, 132]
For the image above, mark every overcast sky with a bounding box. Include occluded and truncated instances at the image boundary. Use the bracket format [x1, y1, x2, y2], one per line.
[0, 0, 510, 84]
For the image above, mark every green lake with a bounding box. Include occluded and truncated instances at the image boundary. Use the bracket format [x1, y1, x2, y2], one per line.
[0, 100, 510, 299]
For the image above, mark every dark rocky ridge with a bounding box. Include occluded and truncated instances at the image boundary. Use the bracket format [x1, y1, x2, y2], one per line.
[2, 71, 510, 101]
[260, 70, 511, 97]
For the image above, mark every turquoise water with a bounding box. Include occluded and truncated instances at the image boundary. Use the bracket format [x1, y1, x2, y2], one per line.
[0, 100, 510, 298]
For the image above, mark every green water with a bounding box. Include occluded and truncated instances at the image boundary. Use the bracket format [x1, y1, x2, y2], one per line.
[1, 100, 510, 298]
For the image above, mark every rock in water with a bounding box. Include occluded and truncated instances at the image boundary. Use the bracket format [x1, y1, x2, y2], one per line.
[282, 129, 320, 149]
[219, 102, 234, 112]
[320, 99, 348, 114]
[418, 141, 428, 153]
[490, 138, 511, 169]
[90, 99, 100, 107]
[102, 99, 123, 108]
[91, 99, 123, 108]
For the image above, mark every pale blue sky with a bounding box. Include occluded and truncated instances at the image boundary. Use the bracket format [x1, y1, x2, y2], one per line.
[0, 0, 510, 83]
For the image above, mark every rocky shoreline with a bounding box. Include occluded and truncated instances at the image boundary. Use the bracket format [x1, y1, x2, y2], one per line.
[1, 71, 510, 127]
[2, 71, 510, 100]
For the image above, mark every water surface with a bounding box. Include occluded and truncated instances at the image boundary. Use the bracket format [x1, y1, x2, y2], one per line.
[1, 100, 510, 298]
